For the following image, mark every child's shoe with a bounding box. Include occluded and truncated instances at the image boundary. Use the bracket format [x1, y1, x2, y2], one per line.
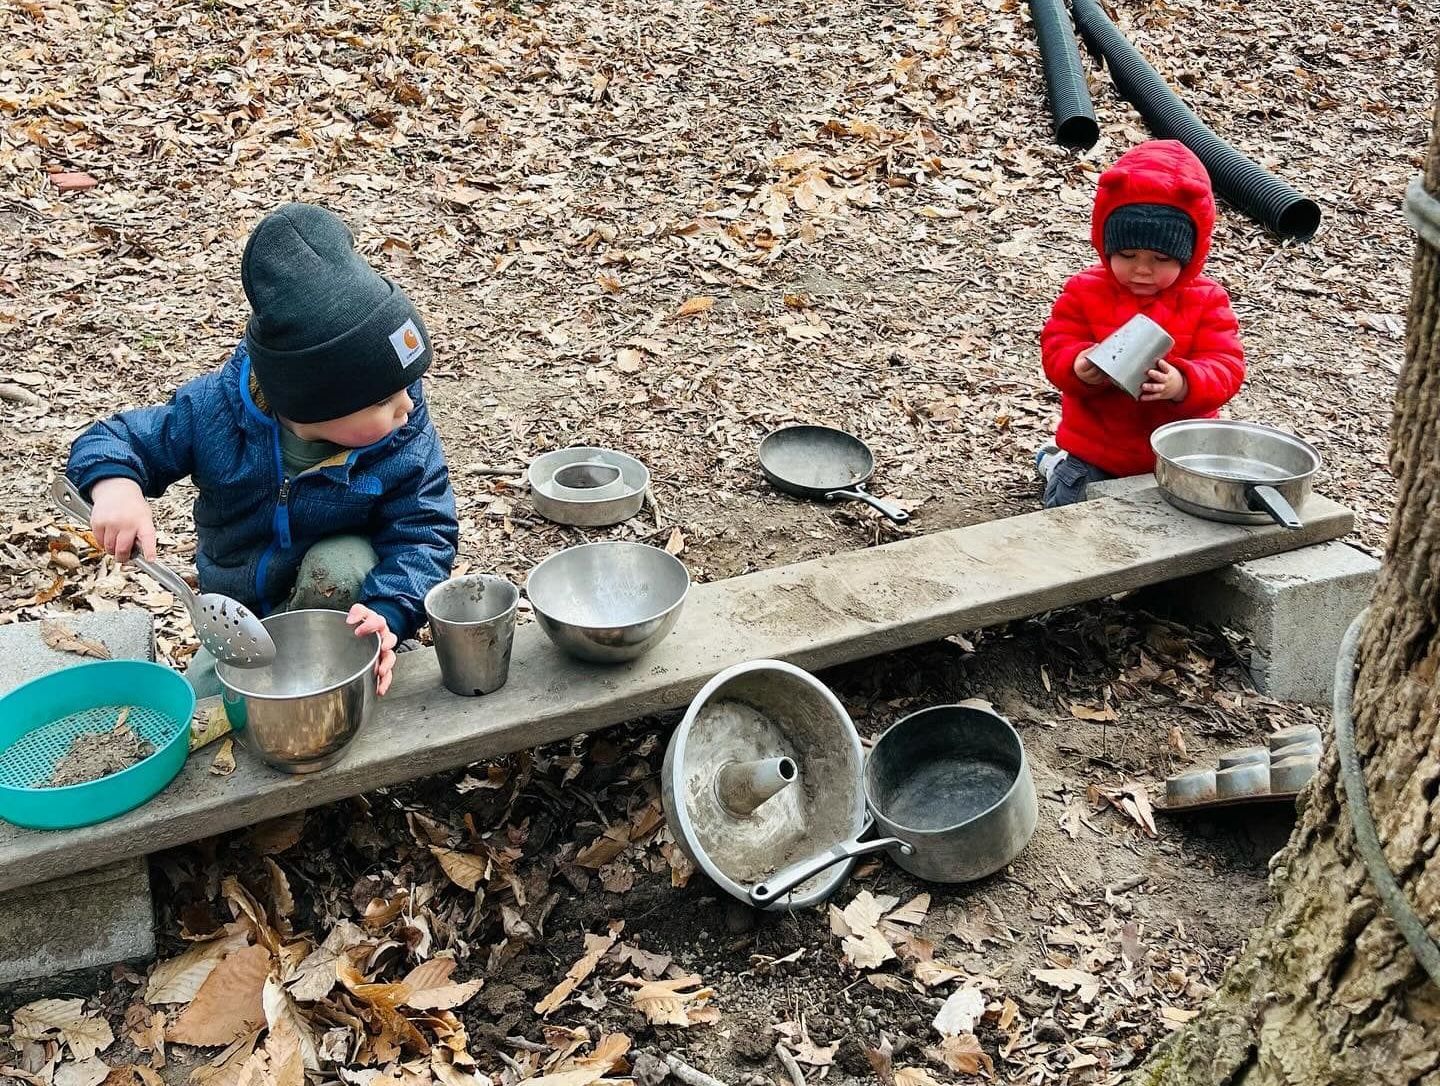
[1035, 443, 1066, 481]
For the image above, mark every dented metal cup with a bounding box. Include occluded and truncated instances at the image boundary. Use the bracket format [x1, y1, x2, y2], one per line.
[1089, 313, 1176, 399]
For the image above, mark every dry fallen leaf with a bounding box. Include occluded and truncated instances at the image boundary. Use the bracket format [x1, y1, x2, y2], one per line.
[261, 977, 320, 1071]
[210, 738, 236, 776]
[895, 1067, 944, 1086]
[912, 960, 968, 988]
[146, 932, 251, 1005]
[1096, 782, 1159, 838]
[40, 618, 111, 659]
[285, 921, 366, 1003]
[54, 1058, 109, 1086]
[614, 347, 643, 373]
[399, 958, 485, 1011]
[927, 1034, 993, 1076]
[12, 998, 115, 1061]
[673, 295, 715, 319]
[248, 814, 305, 856]
[1069, 700, 1116, 722]
[167, 945, 271, 1046]
[865, 1035, 895, 1086]
[189, 705, 233, 752]
[630, 975, 718, 1028]
[431, 846, 489, 892]
[664, 527, 686, 556]
[885, 893, 930, 926]
[1032, 967, 1101, 1004]
[261, 858, 294, 922]
[535, 921, 623, 1015]
[932, 987, 987, 1036]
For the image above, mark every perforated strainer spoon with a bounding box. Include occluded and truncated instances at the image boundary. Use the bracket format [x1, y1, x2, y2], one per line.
[51, 476, 276, 668]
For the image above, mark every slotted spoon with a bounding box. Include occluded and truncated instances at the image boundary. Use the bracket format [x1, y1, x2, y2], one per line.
[51, 476, 276, 668]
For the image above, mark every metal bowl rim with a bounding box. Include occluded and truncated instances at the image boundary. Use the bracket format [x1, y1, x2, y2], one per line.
[424, 574, 520, 627]
[864, 703, 1030, 836]
[216, 609, 381, 700]
[666, 659, 866, 908]
[528, 446, 650, 505]
[1150, 419, 1323, 483]
[524, 542, 691, 629]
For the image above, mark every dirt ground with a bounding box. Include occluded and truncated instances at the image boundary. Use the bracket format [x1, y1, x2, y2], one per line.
[0, 604, 1325, 1086]
[0, 0, 1435, 1083]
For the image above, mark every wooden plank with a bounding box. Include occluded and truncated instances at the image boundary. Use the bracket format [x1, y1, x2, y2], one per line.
[0, 488, 1352, 892]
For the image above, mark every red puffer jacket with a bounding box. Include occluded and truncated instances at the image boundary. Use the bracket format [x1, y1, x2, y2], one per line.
[1041, 140, 1245, 478]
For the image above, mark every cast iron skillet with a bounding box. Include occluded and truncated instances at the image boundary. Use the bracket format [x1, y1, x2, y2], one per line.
[758, 425, 910, 525]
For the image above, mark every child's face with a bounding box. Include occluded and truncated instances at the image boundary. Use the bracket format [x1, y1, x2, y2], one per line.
[286, 388, 414, 447]
[1108, 249, 1182, 297]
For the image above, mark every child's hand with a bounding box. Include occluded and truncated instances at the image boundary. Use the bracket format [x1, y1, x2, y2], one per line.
[1141, 359, 1188, 402]
[1073, 348, 1107, 386]
[347, 604, 399, 696]
[89, 477, 157, 561]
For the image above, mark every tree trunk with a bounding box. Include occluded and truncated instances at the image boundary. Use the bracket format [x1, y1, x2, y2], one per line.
[1134, 60, 1440, 1086]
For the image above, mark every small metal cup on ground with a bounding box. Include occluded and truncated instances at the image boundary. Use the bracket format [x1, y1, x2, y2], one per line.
[425, 575, 520, 697]
[1089, 313, 1176, 399]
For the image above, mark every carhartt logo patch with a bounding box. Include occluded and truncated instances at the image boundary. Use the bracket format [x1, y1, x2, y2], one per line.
[389, 319, 426, 367]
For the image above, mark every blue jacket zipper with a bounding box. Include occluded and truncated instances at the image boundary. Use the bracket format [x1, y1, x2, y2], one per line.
[252, 425, 291, 614]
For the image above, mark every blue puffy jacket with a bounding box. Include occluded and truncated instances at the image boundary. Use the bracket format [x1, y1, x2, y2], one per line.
[67, 342, 458, 641]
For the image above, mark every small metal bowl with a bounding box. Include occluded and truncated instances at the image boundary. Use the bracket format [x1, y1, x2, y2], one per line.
[529, 447, 649, 527]
[1268, 724, 1322, 753]
[216, 610, 379, 774]
[526, 541, 689, 663]
[1218, 746, 1269, 769]
[1216, 761, 1270, 799]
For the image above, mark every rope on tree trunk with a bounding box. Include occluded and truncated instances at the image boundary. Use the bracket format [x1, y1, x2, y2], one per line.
[1405, 175, 1440, 251]
[1334, 610, 1440, 987]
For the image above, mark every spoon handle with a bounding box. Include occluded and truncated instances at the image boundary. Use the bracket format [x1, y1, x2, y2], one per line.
[49, 476, 201, 610]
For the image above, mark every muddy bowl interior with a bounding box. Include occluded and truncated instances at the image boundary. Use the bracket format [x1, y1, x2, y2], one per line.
[661, 660, 866, 910]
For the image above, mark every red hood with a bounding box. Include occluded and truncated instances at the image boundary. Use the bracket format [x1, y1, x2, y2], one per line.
[1091, 140, 1216, 290]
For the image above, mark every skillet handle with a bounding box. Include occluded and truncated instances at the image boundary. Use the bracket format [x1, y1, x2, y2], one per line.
[749, 832, 914, 908]
[1246, 485, 1302, 530]
[825, 487, 911, 525]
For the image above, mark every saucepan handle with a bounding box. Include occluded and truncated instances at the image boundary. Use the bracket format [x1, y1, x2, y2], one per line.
[749, 831, 914, 907]
[1246, 485, 1302, 530]
[824, 487, 911, 525]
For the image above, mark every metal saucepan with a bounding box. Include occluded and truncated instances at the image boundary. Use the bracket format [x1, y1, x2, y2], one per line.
[749, 704, 1038, 904]
[758, 425, 911, 525]
[1151, 419, 1320, 530]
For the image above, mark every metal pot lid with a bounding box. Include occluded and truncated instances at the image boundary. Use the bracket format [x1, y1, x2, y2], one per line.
[661, 660, 865, 910]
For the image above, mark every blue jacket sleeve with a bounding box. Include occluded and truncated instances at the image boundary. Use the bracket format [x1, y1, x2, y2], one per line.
[66, 381, 205, 499]
[358, 414, 459, 642]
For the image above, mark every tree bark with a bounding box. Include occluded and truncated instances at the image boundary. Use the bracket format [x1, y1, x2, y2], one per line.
[1134, 59, 1440, 1086]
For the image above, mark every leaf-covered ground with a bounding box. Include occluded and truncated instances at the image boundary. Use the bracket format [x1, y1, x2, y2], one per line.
[1, 0, 1435, 1084]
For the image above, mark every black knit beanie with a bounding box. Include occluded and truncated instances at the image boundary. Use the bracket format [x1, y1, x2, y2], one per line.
[1103, 203, 1197, 266]
[241, 203, 431, 423]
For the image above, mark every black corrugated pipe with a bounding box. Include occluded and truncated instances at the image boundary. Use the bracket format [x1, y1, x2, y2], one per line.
[1028, 0, 1099, 149]
[1070, 0, 1321, 241]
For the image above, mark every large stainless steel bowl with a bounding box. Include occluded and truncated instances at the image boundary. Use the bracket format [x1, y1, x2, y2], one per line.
[216, 609, 380, 774]
[525, 542, 689, 663]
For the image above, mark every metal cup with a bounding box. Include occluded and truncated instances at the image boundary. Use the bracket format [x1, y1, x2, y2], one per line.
[1089, 313, 1176, 399]
[424, 575, 520, 696]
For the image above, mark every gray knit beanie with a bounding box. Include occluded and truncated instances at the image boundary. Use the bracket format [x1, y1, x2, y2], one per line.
[1103, 203, 1197, 266]
[241, 203, 431, 423]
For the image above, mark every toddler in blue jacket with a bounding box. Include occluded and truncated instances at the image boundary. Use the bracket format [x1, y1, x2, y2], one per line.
[67, 203, 459, 697]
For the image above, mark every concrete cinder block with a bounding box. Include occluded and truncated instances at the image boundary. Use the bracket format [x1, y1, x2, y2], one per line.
[0, 609, 157, 990]
[1162, 541, 1379, 705]
[0, 610, 155, 693]
[0, 859, 155, 989]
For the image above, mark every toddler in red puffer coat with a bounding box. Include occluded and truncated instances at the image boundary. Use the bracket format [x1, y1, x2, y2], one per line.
[1036, 139, 1246, 507]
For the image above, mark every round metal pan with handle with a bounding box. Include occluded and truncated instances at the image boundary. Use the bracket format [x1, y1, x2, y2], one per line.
[749, 703, 1038, 906]
[758, 425, 911, 525]
[1150, 420, 1321, 531]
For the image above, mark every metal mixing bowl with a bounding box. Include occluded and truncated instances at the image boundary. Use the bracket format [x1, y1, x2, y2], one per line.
[216, 609, 380, 774]
[525, 542, 689, 663]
